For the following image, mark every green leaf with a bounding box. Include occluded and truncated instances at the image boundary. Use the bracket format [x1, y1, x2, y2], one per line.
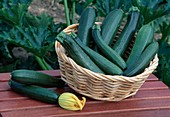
[0, 20, 12, 33]
[156, 52, 170, 87]
[158, 41, 170, 55]
[149, 14, 170, 33]
[0, 26, 54, 57]
[132, 0, 170, 24]
[155, 24, 170, 86]
[95, 0, 110, 17]
[120, 0, 132, 12]
[23, 13, 66, 35]
[0, 0, 32, 26]
[24, 13, 53, 28]
[0, 41, 12, 59]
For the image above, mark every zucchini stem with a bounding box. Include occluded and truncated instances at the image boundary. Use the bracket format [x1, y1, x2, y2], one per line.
[64, 0, 70, 26]
[35, 55, 53, 70]
[71, 1, 76, 24]
[42, 58, 53, 70]
[92, 24, 101, 31]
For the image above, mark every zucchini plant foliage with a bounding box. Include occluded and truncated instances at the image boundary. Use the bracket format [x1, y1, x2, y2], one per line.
[0, 0, 65, 72]
[132, 0, 170, 25]
[155, 20, 170, 87]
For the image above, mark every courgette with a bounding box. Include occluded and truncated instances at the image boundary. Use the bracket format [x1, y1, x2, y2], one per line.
[92, 24, 126, 69]
[123, 41, 159, 76]
[102, 9, 124, 46]
[11, 69, 65, 87]
[71, 33, 123, 75]
[56, 31, 104, 74]
[77, 7, 96, 46]
[112, 6, 141, 56]
[8, 79, 60, 104]
[126, 24, 154, 67]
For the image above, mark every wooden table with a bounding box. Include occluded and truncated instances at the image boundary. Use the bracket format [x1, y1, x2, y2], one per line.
[0, 70, 170, 117]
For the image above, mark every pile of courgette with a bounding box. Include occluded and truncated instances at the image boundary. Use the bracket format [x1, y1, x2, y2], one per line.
[9, 70, 86, 111]
[9, 70, 65, 104]
[56, 6, 159, 77]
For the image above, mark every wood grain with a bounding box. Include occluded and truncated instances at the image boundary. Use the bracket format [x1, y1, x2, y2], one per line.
[0, 70, 170, 117]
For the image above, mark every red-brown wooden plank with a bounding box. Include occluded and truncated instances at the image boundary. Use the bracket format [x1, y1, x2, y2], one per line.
[82, 98, 170, 116]
[0, 72, 10, 82]
[2, 106, 170, 117]
[38, 70, 61, 77]
[50, 107, 170, 117]
[140, 81, 167, 90]
[1, 97, 170, 117]
[0, 82, 10, 91]
[1, 107, 60, 117]
[131, 89, 170, 99]
[0, 99, 55, 112]
[83, 98, 170, 112]
[146, 74, 158, 80]
[0, 91, 27, 101]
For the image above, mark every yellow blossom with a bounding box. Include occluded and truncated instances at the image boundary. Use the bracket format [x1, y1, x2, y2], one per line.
[58, 92, 86, 111]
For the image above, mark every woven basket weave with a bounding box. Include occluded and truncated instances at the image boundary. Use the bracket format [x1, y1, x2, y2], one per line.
[55, 24, 159, 101]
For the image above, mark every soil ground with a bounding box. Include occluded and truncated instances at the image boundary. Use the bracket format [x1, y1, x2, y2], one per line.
[29, 0, 66, 23]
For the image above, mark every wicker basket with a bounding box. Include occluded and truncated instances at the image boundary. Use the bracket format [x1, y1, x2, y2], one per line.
[55, 24, 159, 101]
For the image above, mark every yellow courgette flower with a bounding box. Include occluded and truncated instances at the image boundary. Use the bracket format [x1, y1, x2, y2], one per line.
[58, 92, 86, 111]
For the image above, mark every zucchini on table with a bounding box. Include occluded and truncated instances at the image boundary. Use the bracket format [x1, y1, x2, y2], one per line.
[8, 79, 59, 104]
[11, 69, 65, 87]
[8, 80, 86, 111]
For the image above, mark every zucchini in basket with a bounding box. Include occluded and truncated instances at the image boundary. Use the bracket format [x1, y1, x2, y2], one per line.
[101, 9, 124, 46]
[92, 24, 126, 70]
[123, 41, 159, 76]
[56, 31, 104, 74]
[126, 24, 154, 67]
[77, 7, 96, 46]
[71, 32, 123, 75]
[112, 6, 141, 56]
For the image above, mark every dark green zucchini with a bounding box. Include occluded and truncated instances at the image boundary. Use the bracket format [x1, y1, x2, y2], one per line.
[71, 33, 123, 75]
[126, 24, 154, 67]
[56, 31, 104, 74]
[11, 69, 65, 87]
[92, 24, 126, 69]
[123, 41, 159, 76]
[102, 9, 124, 46]
[112, 6, 141, 56]
[8, 80, 60, 104]
[77, 7, 96, 46]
